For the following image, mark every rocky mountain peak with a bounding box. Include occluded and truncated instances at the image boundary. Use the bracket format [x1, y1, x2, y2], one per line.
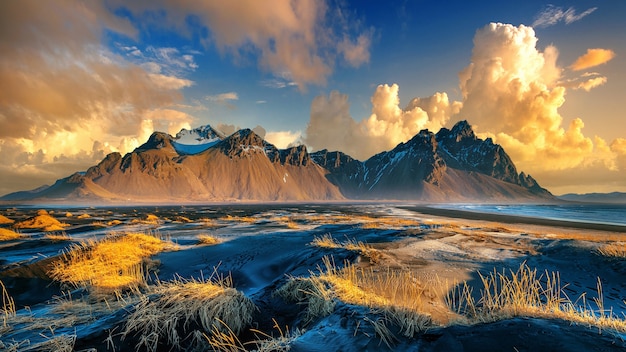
[217, 129, 279, 160]
[175, 125, 224, 144]
[279, 145, 311, 166]
[134, 132, 175, 153]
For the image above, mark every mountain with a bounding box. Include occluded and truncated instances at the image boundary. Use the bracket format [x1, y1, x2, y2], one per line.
[2, 128, 343, 202]
[2, 121, 553, 203]
[558, 192, 626, 204]
[311, 120, 552, 201]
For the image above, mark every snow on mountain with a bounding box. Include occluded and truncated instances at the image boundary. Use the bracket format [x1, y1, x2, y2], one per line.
[172, 125, 225, 155]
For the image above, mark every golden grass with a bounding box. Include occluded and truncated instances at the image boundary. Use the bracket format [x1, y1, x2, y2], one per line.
[123, 275, 256, 351]
[77, 213, 91, 219]
[221, 215, 258, 223]
[198, 234, 221, 245]
[447, 263, 626, 333]
[131, 214, 160, 225]
[311, 234, 382, 263]
[207, 318, 301, 352]
[276, 256, 433, 338]
[12, 210, 69, 232]
[44, 232, 71, 241]
[107, 219, 123, 226]
[48, 233, 175, 293]
[596, 242, 626, 258]
[0, 228, 21, 241]
[0, 214, 14, 224]
[1, 280, 16, 331]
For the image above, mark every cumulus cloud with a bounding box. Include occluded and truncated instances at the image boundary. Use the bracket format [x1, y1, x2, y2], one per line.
[456, 22, 624, 191]
[266, 131, 302, 149]
[570, 48, 616, 71]
[533, 5, 597, 28]
[305, 22, 625, 192]
[0, 1, 195, 196]
[304, 86, 460, 160]
[118, 0, 372, 89]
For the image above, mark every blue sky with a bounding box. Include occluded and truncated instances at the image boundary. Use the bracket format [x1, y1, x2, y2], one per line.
[1, 0, 625, 195]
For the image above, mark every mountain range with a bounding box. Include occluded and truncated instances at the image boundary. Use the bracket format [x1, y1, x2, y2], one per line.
[1, 120, 553, 203]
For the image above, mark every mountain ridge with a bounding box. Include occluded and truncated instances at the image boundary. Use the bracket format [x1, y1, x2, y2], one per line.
[1, 120, 553, 203]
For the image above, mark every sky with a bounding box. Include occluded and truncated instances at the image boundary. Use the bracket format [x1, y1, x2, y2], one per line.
[1, 0, 625, 196]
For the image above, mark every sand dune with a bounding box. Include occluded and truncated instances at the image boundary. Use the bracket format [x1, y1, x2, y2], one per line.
[1, 204, 625, 351]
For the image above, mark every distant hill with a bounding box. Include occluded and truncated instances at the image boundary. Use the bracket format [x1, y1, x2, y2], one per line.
[1, 120, 554, 203]
[558, 192, 626, 204]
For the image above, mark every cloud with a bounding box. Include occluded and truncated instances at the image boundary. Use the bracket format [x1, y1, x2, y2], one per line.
[573, 76, 608, 91]
[304, 86, 460, 160]
[570, 48, 616, 71]
[338, 33, 372, 67]
[456, 22, 626, 191]
[0, 0, 195, 196]
[205, 92, 239, 103]
[266, 131, 302, 149]
[119, 0, 372, 89]
[305, 22, 626, 192]
[533, 5, 597, 28]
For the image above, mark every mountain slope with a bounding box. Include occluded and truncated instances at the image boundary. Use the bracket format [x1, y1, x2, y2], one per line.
[1, 121, 553, 203]
[312, 120, 552, 201]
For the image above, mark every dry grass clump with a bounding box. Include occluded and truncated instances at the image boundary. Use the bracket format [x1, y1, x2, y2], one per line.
[207, 318, 301, 352]
[131, 214, 160, 225]
[447, 263, 626, 333]
[0, 214, 14, 224]
[198, 234, 221, 246]
[107, 219, 123, 226]
[276, 256, 433, 338]
[1, 280, 16, 332]
[123, 275, 256, 352]
[76, 213, 91, 219]
[44, 232, 71, 241]
[13, 210, 69, 232]
[311, 234, 382, 263]
[221, 215, 258, 224]
[0, 228, 21, 241]
[49, 233, 175, 293]
[596, 242, 626, 258]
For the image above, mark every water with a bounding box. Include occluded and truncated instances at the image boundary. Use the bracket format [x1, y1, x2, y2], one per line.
[433, 203, 626, 227]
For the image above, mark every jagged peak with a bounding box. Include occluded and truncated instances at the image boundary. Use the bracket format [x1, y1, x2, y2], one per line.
[134, 132, 174, 152]
[175, 125, 224, 143]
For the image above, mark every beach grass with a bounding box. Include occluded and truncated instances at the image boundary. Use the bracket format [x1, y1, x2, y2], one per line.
[596, 242, 626, 258]
[447, 263, 626, 333]
[0, 228, 21, 241]
[123, 275, 256, 351]
[48, 232, 176, 293]
[198, 234, 222, 245]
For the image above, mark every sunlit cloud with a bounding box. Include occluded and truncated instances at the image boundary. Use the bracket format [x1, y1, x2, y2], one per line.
[533, 5, 597, 28]
[266, 131, 302, 149]
[304, 86, 460, 160]
[0, 0, 195, 196]
[118, 0, 372, 89]
[570, 48, 616, 71]
[304, 22, 626, 193]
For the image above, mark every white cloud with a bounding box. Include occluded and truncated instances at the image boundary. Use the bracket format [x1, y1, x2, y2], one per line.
[266, 131, 302, 149]
[304, 86, 460, 160]
[205, 92, 239, 103]
[533, 5, 597, 28]
[120, 0, 372, 89]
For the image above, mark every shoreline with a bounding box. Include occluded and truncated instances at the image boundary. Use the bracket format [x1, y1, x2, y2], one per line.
[404, 205, 626, 233]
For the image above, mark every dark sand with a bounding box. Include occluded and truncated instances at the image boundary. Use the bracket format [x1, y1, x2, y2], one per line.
[405, 205, 626, 233]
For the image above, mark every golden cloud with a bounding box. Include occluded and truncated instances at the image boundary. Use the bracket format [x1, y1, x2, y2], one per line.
[570, 48, 616, 71]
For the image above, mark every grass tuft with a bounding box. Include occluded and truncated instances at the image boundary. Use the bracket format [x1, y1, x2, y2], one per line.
[596, 242, 626, 258]
[123, 274, 256, 351]
[0, 228, 21, 241]
[198, 234, 221, 246]
[447, 262, 626, 333]
[48, 233, 175, 294]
